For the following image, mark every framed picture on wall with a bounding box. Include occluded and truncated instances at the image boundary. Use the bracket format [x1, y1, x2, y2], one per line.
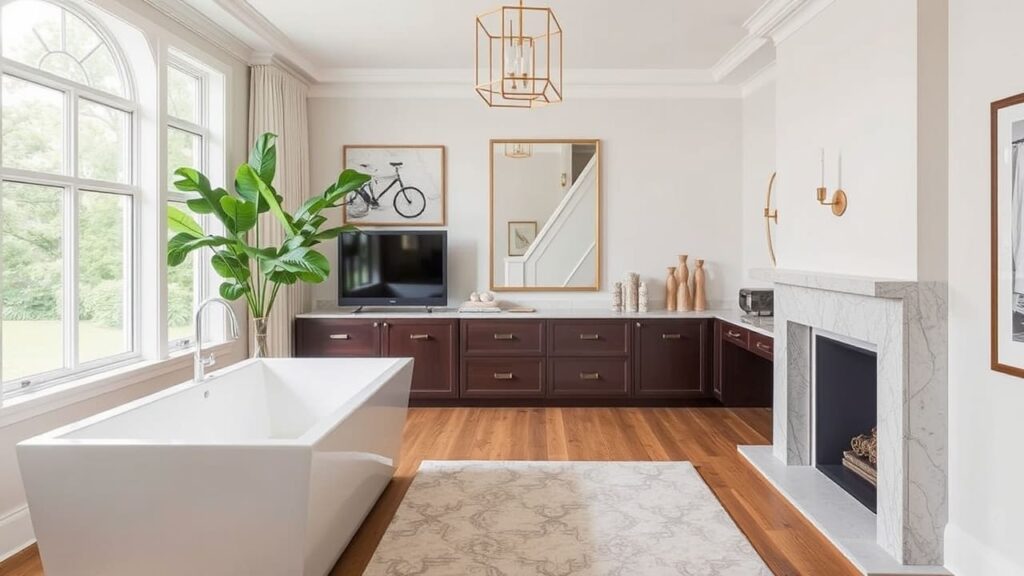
[508, 221, 538, 257]
[342, 145, 446, 226]
[991, 92, 1024, 377]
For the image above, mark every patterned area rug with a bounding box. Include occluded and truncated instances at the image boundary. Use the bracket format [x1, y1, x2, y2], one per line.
[364, 461, 772, 576]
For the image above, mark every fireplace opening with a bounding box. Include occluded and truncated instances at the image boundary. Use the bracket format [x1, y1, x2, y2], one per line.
[814, 334, 877, 513]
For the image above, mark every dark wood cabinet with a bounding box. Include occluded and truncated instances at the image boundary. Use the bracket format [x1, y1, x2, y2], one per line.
[296, 315, 772, 407]
[384, 319, 459, 400]
[462, 358, 545, 398]
[548, 320, 630, 357]
[715, 320, 773, 407]
[549, 357, 631, 398]
[633, 319, 711, 399]
[295, 317, 458, 401]
[295, 318, 383, 357]
[462, 319, 546, 356]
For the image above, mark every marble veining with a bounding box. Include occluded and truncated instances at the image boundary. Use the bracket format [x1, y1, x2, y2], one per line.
[761, 273, 947, 568]
[365, 460, 772, 576]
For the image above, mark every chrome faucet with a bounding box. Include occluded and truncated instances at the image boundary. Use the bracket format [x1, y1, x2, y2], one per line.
[194, 298, 241, 382]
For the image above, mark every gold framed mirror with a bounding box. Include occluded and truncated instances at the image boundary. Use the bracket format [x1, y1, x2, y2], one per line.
[490, 139, 601, 291]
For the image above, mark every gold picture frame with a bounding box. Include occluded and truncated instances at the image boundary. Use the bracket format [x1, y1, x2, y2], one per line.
[489, 139, 601, 292]
[341, 145, 447, 227]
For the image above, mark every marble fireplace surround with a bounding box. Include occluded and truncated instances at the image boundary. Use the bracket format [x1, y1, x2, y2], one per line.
[741, 269, 948, 575]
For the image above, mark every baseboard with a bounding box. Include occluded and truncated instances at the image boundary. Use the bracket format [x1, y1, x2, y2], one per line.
[944, 522, 1024, 576]
[0, 505, 34, 563]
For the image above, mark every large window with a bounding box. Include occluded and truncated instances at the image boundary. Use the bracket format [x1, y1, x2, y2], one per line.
[166, 54, 215, 351]
[1, 0, 136, 394]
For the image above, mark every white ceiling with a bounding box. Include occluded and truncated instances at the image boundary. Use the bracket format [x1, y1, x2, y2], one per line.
[199, 0, 768, 73]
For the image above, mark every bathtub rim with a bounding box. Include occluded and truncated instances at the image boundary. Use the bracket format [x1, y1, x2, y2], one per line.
[17, 357, 413, 449]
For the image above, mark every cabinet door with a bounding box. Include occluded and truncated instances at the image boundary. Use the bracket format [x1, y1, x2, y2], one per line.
[634, 319, 710, 399]
[385, 319, 459, 400]
[294, 318, 382, 357]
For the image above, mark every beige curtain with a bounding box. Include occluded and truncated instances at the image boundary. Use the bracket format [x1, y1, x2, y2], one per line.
[249, 64, 310, 357]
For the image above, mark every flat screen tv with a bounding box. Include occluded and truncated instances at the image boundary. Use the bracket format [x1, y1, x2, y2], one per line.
[338, 230, 447, 307]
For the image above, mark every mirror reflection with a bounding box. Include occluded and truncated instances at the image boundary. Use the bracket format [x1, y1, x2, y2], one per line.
[490, 140, 600, 291]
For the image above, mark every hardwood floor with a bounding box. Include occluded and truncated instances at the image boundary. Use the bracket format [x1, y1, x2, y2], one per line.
[0, 407, 859, 576]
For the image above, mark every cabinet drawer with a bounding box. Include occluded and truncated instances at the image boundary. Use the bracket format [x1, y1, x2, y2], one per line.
[462, 320, 545, 356]
[462, 358, 545, 398]
[295, 319, 381, 357]
[721, 323, 750, 349]
[386, 320, 458, 399]
[749, 332, 774, 360]
[549, 358, 630, 398]
[549, 320, 630, 357]
[634, 320, 708, 398]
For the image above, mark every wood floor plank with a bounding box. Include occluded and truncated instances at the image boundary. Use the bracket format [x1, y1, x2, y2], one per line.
[0, 407, 860, 576]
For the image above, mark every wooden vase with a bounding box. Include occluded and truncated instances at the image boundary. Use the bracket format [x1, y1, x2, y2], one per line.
[677, 255, 692, 312]
[693, 259, 707, 312]
[666, 267, 678, 311]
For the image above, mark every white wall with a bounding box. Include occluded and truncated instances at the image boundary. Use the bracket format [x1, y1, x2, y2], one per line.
[741, 78, 776, 285]
[774, 0, 920, 279]
[0, 0, 250, 561]
[946, 0, 1024, 573]
[308, 96, 744, 309]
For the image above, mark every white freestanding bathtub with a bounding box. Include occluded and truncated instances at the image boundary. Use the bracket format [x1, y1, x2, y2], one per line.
[16, 357, 413, 576]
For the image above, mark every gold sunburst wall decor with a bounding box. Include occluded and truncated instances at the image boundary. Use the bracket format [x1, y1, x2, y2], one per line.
[476, 0, 563, 108]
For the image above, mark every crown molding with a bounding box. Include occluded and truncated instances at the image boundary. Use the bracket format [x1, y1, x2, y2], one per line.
[711, 35, 769, 81]
[250, 52, 316, 86]
[743, 0, 837, 44]
[210, 0, 319, 77]
[139, 0, 254, 63]
[309, 68, 740, 100]
[740, 62, 776, 97]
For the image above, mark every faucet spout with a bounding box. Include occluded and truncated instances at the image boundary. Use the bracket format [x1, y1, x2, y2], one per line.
[194, 298, 241, 382]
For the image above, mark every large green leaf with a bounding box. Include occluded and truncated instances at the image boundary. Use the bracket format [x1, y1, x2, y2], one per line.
[211, 250, 249, 280]
[219, 196, 257, 234]
[312, 225, 355, 242]
[167, 205, 204, 238]
[172, 167, 211, 193]
[267, 269, 298, 285]
[219, 280, 249, 301]
[240, 165, 295, 237]
[248, 133, 277, 185]
[324, 170, 371, 207]
[167, 233, 229, 267]
[268, 247, 330, 283]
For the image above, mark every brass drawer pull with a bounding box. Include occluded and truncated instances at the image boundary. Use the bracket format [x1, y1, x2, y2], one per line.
[579, 334, 600, 340]
[409, 334, 431, 341]
[493, 333, 515, 340]
[579, 372, 601, 380]
[329, 334, 351, 340]
[726, 330, 743, 338]
[755, 342, 772, 352]
[493, 372, 514, 380]
[662, 333, 682, 340]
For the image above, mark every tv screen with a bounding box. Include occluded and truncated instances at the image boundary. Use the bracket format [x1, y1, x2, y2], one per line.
[338, 231, 447, 306]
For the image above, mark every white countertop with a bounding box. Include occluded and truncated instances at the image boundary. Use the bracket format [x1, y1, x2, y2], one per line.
[297, 307, 775, 337]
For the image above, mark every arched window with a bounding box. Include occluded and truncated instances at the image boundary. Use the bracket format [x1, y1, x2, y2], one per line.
[0, 0, 138, 392]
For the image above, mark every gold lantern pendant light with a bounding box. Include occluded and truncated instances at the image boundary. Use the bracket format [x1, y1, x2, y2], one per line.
[476, 0, 563, 108]
[504, 142, 533, 158]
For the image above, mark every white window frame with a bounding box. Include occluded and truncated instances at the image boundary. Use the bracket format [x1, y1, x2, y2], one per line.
[0, 1, 140, 398]
[164, 49, 225, 353]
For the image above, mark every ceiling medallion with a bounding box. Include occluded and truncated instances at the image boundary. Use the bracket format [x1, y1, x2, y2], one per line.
[475, 0, 563, 108]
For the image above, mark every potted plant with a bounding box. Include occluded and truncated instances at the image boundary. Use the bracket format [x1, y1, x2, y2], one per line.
[166, 132, 370, 357]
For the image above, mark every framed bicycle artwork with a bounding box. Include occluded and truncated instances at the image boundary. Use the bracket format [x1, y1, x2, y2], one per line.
[992, 91, 1024, 377]
[342, 145, 447, 226]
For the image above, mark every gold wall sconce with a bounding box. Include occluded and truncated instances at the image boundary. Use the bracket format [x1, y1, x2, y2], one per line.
[764, 171, 778, 266]
[816, 149, 848, 217]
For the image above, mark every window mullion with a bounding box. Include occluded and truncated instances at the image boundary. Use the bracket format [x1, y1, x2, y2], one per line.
[65, 88, 79, 371]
